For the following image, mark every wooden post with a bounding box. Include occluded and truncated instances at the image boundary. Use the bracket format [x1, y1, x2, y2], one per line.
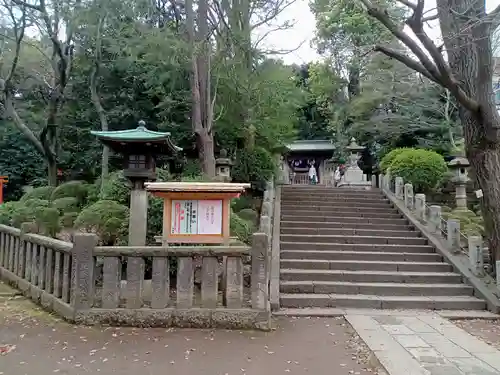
[0, 176, 8, 205]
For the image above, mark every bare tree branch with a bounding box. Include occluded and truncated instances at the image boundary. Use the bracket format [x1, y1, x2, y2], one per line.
[358, 0, 479, 111]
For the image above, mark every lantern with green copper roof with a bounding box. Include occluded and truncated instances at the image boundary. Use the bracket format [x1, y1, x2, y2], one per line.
[91, 120, 182, 246]
[91, 120, 182, 183]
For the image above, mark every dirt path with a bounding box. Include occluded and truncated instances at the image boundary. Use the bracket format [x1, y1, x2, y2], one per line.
[0, 297, 383, 375]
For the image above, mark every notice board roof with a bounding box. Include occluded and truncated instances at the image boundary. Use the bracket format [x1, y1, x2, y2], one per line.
[145, 182, 251, 193]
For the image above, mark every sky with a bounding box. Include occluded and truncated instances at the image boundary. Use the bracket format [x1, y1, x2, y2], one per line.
[254, 0, 500, 65]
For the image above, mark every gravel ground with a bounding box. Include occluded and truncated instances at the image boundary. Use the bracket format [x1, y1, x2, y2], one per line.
[453, 319, 500, 351]
[0, 297, 384, 375]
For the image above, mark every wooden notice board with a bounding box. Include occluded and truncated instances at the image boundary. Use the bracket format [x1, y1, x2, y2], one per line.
[145, 182, 250, 245]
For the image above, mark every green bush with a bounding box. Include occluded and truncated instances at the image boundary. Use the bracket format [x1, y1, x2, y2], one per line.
[390, 148, 447, 192]
[99, 171, 130, 205]
[379, 148, 410, 173]
[147, 196, 164, 244]
[230, 209, 255, 244]
[231, 195, 254, 212]
[52, 197, 80, 215]
[51, 181, 89, 206]
[20, 186, 55, 202]
[237, 208, 259, 226]
[0, 201, 20, 225]
[74, 200, 129, 245]
[442, 208, 484, 236]
[60, 212, 79, 228]
[232, 147, 276, 186]
[35, 207, 60, 237]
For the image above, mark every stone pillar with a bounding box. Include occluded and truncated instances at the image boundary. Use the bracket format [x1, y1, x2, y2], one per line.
[371, 175, 377, 188]
[468, 236, 483, 275]
[378, 174, 383, 189]
[455, 184, 467, 210]
[429, 205, 441, 233]
[415, 194, 426, 222]
[404, 183, 414, 210]
[447, 219, 460, 252]
[128, 180, 148, 246]
[395, 177, 404, 199]
[71, 233, 97, 310]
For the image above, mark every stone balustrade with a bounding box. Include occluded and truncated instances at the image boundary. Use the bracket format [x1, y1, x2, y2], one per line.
[0, 224, 271, 330]
[380, 174, 499, 291]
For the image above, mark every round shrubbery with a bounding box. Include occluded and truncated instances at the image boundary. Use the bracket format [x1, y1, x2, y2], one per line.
[74, 200, 129, 245]
[390, 148, 447, 192]
[379, 148, 409, 173]
[51, 181, 89, 206]
[20, 186, 55, 202]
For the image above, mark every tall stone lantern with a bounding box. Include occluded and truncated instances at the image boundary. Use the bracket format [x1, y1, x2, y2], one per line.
[91, 120, 182, 246]
[448, 154, 470, 210]
[215, 149, 233, 182]
[338, 137, 371, 188]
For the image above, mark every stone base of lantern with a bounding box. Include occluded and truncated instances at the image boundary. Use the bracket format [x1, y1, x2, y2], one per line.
[337, 167, 372, 189]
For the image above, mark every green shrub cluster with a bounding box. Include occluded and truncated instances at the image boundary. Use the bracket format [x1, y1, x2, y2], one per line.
[385, 148, 447, 193]
[442, 207, 484, 236]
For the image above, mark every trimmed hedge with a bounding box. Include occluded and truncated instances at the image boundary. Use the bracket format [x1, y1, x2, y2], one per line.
[379, 148, 409, 173]
[390, 148, 447, 192]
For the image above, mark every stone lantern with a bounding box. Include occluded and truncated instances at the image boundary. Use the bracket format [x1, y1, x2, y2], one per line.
[338, 137, 371, 188]
[215, 149, 233, 182]
[448, 155, 470, 210]
[91, 120, 182, 246]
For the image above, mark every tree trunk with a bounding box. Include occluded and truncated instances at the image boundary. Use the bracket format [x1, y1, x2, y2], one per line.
[47, 160, 58, 186]
[461, 107, 500, 263]
[196, 128, 216, 178]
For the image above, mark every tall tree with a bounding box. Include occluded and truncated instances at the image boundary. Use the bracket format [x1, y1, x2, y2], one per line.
[358, 0, 500, 262]
[1, 0, 80, 186]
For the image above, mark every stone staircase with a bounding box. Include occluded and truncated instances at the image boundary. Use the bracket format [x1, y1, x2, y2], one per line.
[279, 185, 487, 310]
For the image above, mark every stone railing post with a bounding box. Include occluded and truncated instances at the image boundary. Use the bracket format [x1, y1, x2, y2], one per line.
[404, 183, 414, 210]
[251, 232, 269, 310]
[261, 201, 272, 219]
[414, 194, 426, 222]
[428, 205, 442, 234]
[71, 233, 97, 310]
[447, 219, 460, 253]
[468, 236, 484, 275]
[378, 174, 383, 189]
[386, 170, 392, 191]
[371, 175, 377, 188]
[395, 177, 404, 199]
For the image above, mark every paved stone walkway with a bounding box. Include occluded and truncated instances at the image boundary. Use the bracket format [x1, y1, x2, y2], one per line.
[346, 313, 500, 375]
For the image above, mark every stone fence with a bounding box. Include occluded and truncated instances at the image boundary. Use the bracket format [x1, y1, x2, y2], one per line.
[0, 224, 271, 330]
[379, 173, 500, 296]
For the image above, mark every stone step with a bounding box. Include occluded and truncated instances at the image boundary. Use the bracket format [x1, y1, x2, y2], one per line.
[280, 216, 408, 225]
[282, 187, 383, 196]
[279, 293, 486, 310]
[280, 250, 441, 262]
[280, 221, 413, 231]
[280, 281, 474, 296]
[280, 269, 462, 283]
[280, 259, 451, 272]
[280, 205, 394, 213]
[280, 210, 402, 218]
[280, 242, 435, 253]
[280, 227, 421, 238]
[281, 197, 389, 205]
[280, 234, 427, 245]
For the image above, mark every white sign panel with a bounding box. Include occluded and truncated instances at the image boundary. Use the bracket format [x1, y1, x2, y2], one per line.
[171, 200, 223, 235]
[197, 200, 223, 235]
